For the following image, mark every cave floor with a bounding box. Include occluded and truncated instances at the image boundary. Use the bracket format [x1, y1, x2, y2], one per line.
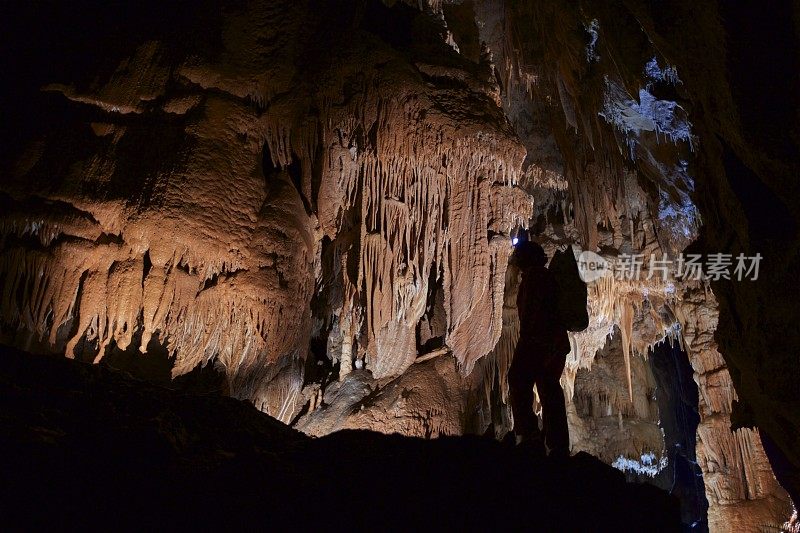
[0, 346, 679, 531]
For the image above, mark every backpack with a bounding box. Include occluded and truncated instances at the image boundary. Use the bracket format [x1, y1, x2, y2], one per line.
[548, 247, 589, 332]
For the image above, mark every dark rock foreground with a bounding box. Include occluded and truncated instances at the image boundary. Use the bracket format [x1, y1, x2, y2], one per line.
[0, 346, 678, 531]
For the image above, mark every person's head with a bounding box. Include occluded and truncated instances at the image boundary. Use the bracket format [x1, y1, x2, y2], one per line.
[514, 240, 547, 270]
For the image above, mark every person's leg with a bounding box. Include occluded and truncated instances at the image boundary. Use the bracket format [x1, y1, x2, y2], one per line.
[535, 349, 569, 456]
[536, 375, 569, 455]
[508, 353, 540, 441]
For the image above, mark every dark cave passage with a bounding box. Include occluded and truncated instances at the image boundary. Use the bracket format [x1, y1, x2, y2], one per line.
[650, 340, 709, 531]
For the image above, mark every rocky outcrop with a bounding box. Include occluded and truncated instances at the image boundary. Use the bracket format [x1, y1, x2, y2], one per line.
[567, 331, 662, 467]
[0, 1, 530, 417]
[471, 0, 800, 517]
[677, 289, 793, 531]
[296, 352, 487, 437]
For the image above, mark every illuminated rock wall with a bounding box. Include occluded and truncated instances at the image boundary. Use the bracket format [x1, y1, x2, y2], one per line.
[0, 1, 530, 418]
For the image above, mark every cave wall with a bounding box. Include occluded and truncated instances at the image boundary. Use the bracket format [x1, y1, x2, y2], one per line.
[677, 288, 793, 531]
[1, 1, 798, 528]
[567, 330, 662, 467]
[0, 0, 530, 418]
[469, 0, 799, 518]
[597, 0, 800, 511]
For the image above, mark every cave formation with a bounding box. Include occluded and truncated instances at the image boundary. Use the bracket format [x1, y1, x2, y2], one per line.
[1, 0, 798, 531]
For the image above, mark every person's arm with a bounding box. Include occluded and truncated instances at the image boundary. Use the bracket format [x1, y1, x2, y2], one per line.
[516, 274, 528, 323]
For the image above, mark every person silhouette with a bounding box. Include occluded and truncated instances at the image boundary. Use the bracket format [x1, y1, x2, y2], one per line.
[508, 240, 571, 458]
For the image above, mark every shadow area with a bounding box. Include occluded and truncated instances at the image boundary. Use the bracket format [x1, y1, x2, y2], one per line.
[0, 345, 679, 531]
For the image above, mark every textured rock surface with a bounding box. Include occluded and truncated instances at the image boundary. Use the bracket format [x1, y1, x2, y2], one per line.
[1, 1, 797, 529]
[472, 0, 799, 525]
[296, 353, 487, 437]
[568, 331, 662, 466]
[0, 1, 529, 416]
[677, 289, 793, 531]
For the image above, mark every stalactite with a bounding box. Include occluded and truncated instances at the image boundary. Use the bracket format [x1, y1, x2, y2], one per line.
[0, 1, 531, 413]
[1, 244, 91, 346]
[619, 301, 634, 402]
[675, 288, 792, 529]
[289, 76, 528, 378]
[481, 262, 522, 408]
[563, 261, 680, 409]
